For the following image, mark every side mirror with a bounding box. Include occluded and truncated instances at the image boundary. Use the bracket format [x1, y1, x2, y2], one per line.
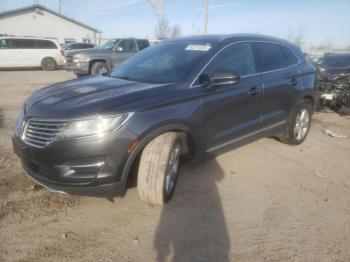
[199, 72, 240, 91]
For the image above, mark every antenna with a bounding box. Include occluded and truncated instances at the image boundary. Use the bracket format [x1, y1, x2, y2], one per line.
[204, 0, 208, 34]
[59, 0, 62, 14]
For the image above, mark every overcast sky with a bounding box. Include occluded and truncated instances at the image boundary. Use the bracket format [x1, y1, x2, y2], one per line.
[1, 0, 349, 48]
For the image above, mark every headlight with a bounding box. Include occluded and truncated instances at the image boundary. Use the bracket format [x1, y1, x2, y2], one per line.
[73, 54, 84, 62]
[15, 103, 25, 136]
[57, 113, 133, 139]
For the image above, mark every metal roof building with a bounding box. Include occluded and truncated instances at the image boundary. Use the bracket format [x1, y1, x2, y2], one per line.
[0, 5, 101, 45]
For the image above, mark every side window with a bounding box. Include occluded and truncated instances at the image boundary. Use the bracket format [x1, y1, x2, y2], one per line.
[205, 43, 256, 76]
[117, 39, 137, 52]
[36, 40, 57, 49]
[0, 39, 9, 49]
[137, 40, 150, 51]
[10, 39, 36, 49]
[282, 46, 299, 66]
[255, 43, 288, 72]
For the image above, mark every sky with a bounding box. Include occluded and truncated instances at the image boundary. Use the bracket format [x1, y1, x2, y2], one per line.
[1, 0, 350, 48]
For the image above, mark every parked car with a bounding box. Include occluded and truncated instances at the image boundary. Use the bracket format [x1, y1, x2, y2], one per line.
[317, 53, 350, 81]
[64, 38, 150, 76]
[62, 42, 96, 56]
[0, 36, 64, 70]
[13, 34, 316, 204]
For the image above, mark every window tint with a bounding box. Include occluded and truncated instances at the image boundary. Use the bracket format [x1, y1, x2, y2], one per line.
[0, 39, 9, 49]
[255, 43, 289, 72]
[83, 44, 95, 48]
[322, 55, 350, 68]
[36, 40, 57, 49]
[137, 40, 150, 50]
[282, 46, 299, 66]
[10, 39, 36, 49]
[205, 43, 255, 76]
[117, 39, 137, 52]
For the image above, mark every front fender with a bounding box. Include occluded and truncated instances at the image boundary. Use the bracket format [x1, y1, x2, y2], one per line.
[120, 123, 202, 184]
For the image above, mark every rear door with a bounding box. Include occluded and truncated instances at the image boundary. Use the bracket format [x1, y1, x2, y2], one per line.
[199, 43, 262, 150]
[254, 42, 301, 127]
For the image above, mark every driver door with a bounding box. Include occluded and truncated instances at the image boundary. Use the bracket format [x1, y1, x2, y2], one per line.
[199, 43, 262, 151]
[112, 39, 137, 68]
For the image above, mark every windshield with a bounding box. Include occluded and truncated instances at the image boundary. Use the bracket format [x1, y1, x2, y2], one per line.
[99, 39, 118, 49]
[111, 42, 212, 83]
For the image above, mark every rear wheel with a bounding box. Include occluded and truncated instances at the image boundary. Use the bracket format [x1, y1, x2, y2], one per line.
[91, 62, 108, 75]
[137, 132, 182, 204]
[278, 101, 312, 145]
[41, 57, 57, 71]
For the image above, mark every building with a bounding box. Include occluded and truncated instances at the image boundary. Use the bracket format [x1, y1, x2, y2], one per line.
[0, 5, 101, 45]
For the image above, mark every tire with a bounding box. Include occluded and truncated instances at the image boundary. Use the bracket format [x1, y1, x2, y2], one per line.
[137, 132, 182, 204]
[278, 100, 312, 145]
[41, 57, 57, 71]
[91, 62, 108, 75]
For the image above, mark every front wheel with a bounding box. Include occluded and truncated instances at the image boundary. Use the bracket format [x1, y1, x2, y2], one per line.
[278, 101, 312, 145]
[91, 62, 109, 75]
[137, 132, 182, 204]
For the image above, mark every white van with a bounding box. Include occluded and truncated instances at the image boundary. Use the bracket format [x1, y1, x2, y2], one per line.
[0, 37, 64, 70]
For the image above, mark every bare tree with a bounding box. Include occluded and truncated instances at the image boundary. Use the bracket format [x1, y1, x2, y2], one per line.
[154, 18, 171, 40]
[170, 24, 182, 38]
[287, 27, 305, 47]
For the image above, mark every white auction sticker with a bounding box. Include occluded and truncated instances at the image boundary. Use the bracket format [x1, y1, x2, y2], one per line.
[185, 44, 211, 52]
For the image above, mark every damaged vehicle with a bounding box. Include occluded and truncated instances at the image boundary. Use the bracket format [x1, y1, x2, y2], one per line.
[316, 53, 350, 111]
[318, 73, 350, 111]
[13, 34, 316, 204]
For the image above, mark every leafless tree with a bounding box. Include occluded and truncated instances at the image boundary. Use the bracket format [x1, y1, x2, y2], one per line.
[154, 18, 171, 40]
[154, 19, 182, 39]
[287, 27, 305, 47]
[170, 24, 182, 38]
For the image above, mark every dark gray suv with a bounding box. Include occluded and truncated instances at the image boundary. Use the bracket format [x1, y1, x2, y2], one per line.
[13, 34, 316, 204]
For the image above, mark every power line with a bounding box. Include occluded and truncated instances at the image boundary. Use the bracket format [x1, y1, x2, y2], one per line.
[63, 0, 148, 13]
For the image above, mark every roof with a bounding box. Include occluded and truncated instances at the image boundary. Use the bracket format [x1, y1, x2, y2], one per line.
[0, 5, 101, 33]
[167, 34, 291, 45]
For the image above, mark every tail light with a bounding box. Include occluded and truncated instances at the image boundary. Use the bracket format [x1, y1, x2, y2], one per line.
[60, 49, 64, 56]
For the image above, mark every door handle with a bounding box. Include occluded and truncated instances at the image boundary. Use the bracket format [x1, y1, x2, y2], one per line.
[248, 87, 259, 96]
[291, 78, 298, 86]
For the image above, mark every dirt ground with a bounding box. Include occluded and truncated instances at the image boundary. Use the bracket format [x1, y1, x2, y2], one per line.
[0, 70, 350, 262]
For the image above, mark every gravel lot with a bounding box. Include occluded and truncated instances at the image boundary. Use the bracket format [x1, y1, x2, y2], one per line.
[0, 70, 350, 262]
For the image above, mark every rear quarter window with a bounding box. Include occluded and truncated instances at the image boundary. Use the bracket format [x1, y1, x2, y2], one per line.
[255, 43, 289, 73]
[36, 40, 57, 49]
[281, 46, 299, 66]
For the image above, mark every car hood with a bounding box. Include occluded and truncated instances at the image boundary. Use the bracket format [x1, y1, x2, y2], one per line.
[26, 76, 177, 118]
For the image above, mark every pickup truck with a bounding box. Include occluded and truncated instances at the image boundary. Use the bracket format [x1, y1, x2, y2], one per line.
[64, 38, 150, 76]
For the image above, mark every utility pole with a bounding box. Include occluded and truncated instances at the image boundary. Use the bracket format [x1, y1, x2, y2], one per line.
[58, 0, 62, 14]
[204, 0, 208, 34]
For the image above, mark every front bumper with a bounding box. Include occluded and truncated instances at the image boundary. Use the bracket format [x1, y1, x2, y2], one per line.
[64, 60, 89, 75]
[12, 127, 137, 197]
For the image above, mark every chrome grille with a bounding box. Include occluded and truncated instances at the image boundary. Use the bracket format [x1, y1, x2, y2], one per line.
[23, 119, 67, 148]
[65, 55, 73, 63]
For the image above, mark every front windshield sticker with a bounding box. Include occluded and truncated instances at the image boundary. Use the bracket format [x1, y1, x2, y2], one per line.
[185, 44, 211, 52]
